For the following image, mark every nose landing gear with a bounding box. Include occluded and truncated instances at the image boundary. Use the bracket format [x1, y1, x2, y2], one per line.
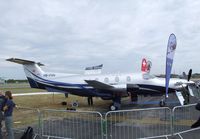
[159, 99, 166, 107]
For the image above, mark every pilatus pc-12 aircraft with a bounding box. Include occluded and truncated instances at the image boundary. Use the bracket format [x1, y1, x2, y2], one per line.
[6, 36, 200, 110]
[6, 57, 199, 110]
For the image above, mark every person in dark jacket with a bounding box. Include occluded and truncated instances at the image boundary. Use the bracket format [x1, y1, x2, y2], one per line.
[0, 90, 6, 139]
[3, 91, 15, 139]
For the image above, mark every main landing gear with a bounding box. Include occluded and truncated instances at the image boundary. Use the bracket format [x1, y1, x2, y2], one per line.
[110, 95, 121, 111]
[110, 102, 121, 111]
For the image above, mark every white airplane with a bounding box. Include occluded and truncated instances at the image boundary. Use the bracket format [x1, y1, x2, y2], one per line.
[6, 57, 199, 110]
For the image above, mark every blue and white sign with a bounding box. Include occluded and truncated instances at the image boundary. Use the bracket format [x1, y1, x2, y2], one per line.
[165, 34, 177, 98]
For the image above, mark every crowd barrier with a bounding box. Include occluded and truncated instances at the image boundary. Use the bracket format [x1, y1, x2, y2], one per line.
[13, 107, 41, 138]
[12, 104, 200, 139]
[172, 104, 199, 133]
[40, 109, 103, 139]
[105, 107, 171, 139]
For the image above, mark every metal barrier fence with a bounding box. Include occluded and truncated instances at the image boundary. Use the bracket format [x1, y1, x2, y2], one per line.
[172, 104, 200, 135]
[13, 104, 200, 139]
[105, 107, 172, 139]
[13, 107, 41, 138]
[40, 109, 103, 139]
[173, 126, 200, 139]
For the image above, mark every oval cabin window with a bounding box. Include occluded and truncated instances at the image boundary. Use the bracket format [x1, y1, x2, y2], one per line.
[104, 77, 109, 83]
[115, 76, 119, 82]
[127, 76, 131, 82]
[95, 78, 99, 81]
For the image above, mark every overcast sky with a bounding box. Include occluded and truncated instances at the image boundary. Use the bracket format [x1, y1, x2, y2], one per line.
[0, 0, 200, 79]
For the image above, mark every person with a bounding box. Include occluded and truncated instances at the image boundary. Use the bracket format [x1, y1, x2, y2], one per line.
[0, 90, 6, 139]
[87, 97, 93, 106]
[3, 91, 15, 139]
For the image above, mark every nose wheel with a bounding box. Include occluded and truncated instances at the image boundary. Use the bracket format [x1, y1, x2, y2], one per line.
[110, 105, 117, 111]
[110, 94, 121, 111]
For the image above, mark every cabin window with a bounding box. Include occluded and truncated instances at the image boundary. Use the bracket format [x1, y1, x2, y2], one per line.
[104, 77, 109, 83]
[115, 76, 119, 82]
[127, 76, 131, 82]
[95, 78, 99, 81]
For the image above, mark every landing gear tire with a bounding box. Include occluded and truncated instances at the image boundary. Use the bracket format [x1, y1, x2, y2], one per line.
[110, 105, 117, 111]
[159, 100, 166, 107]
[110, 103, 121, 111]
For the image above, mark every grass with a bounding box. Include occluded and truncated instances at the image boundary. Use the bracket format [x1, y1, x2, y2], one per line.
[14, 94, 111, 111]
[0, 83, 112, 129]
[0, 83, 45, 94]
[1, 88, 45, 94]
[0, 83, 111, 110]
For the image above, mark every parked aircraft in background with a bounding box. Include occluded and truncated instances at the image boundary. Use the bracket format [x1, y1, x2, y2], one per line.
[6, 57, 199, 110]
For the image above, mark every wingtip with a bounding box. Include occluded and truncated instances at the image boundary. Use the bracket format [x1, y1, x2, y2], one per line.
[6, 58, 14, 61]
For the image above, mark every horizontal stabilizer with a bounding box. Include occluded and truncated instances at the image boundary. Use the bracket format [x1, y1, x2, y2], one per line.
[85, 64, 103, 70]
[84, 64, 103, 75]
[85, 80, 114, 90]
[6, 58, 44, 66]
[175, 91, 185, 105]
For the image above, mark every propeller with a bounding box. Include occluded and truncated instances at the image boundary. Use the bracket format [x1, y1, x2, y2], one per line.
[188, 69, 192, 81]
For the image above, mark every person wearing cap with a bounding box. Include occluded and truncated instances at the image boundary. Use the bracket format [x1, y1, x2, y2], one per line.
[0, 90, 6, 139]
[3, 91, 15, 139]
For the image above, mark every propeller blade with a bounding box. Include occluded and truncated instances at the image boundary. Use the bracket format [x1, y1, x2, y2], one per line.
[188, 69, 192, 81]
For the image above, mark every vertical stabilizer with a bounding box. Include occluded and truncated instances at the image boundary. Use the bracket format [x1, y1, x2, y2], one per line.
[6, 58, 45, 88]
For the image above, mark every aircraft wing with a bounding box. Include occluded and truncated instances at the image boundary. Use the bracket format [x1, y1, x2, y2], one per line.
[85, 80, 114, 90]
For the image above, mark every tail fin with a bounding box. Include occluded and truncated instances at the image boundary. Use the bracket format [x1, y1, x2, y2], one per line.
[141, 58, 152, 73]
[6, 58, 45, 88]
[141, 58, 148, 72]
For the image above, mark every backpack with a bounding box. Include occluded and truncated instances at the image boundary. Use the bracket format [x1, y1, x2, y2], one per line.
[20, 126, 34, 139]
